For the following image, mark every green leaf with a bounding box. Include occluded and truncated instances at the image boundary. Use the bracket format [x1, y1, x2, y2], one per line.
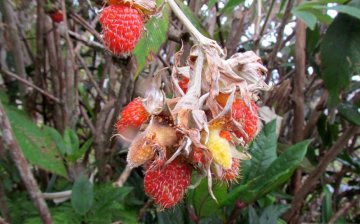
[242, 120, 277, 183]
[292, 10, 317, 30]
[191, 179, 226, 218]
[133, 1, 170, 78]
[248, 206, 259, 224]
[321, 185, 333, 223]
[1, 100, 67, 177]
[259, 205, 290, 224]
[45, 126, 67, 156]
[67, 138, 93, 162]
[63, 128, 79, 156]
[338, 103, 360, 125]
[327, 5, 360, 20]
[320, 13, 360, 105]
[208, 0, 217, 9]
[221, 0, 245, 13]
[71, 175, 94, 215]
[221, 140, 310, 205]
[157, 206, 190, 224]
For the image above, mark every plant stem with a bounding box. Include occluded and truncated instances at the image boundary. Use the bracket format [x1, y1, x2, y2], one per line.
[166, 0, 213, 46]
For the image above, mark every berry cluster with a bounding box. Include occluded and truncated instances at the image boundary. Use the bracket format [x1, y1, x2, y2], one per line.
[103, 0, 270, 209]
[115, 48, 269, 208]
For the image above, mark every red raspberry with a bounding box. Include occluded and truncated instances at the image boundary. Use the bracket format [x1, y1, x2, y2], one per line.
[220, 158, 240, 182]
[232, 99, 258, 143]
[99, 5, 144, 55]
[50, 10, 64, 23]
[116, 98, 149, 133]
[144, 159, 192, 208]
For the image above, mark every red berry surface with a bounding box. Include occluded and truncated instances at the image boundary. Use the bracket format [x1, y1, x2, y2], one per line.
[221, 158, 240, 181]
[116, 98, 149, 133]
[99, 5, 144, 55]
[144, 159, 192, 208]
[50, 10, 64, 23]
[232, 99, 258, 143]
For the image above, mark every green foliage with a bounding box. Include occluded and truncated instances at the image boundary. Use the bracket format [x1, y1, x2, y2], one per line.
[221, 121, 310, 206]
[46, 126, 92, 163]
[71, 174, 94, 215]
[248, 204, 290, 224]
[320, 9, 360, 104]
[321, 185, 333, 223]
[133, 0, 170, 78]
[0, 98, 67, 177]
[338, 103, 360, 126]
[188, 179, 227, 219]
[221, 0, 245, 14]
[292, 0, 360, 30]
[242, 120, 277, 183]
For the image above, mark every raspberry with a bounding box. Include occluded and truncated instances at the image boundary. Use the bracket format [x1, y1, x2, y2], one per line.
[144, 159, 192, 208]
[50, 10, 64, 23]
[116, 98, 149, 133]
[99, 5, 144, 54]
[178, 77, 189, 93]
[220, 158, 240, 182]
[232, 99, 258, 143]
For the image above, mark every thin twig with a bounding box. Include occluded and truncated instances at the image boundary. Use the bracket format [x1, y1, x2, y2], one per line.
[69, 11, 103, 43]
[75, 51, 107, 101]
[80, 106, 96, 135]
[284, 126, 360, 222]
[113, 164, 132, 188]
[0, 68, 62, 103]
[0, 181, 11, 223]
[328, 197, 359, 224]
[137, 199, 154, 222]
[68, 30, 105, 51]
[0, 102, 53, 224]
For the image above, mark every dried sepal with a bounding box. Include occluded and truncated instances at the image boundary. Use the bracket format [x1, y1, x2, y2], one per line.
[108, 0, 157, 16]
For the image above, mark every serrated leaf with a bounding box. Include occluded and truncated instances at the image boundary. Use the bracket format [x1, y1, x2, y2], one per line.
[221, 140, 310, 205]
[133, 2, 170, 78]
[338, 103, 360, 125]
[71, 175, 93, 215]
[242, 120, 277, 183]
[293, 10, 317, 30]
[1, 100, 67, 177]
[320, 13, 360, 105]
[248, 206, 259, 224]
[259, 205, 290, 224]
[191, 179, 226, 218]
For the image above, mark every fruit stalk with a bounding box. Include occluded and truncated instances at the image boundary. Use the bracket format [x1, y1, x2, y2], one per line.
[166, 0, 213, 46]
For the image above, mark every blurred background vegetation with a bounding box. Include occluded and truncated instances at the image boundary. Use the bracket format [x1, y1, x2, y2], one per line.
[0, 0, 359, 223]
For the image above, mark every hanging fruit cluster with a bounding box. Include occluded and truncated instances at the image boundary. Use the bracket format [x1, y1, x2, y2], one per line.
[99, 0, 156, 55]
[114, 47, 269, 208]
[105, 0, 270, 209]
